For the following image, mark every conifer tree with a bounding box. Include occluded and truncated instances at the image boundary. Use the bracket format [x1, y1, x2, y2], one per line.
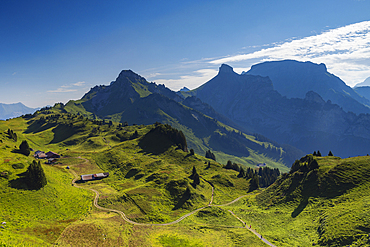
[317, 150, 322, 157]
[190, 166, 200, 188]
[249, 173, 259, 192]
[191, 166, 197, 179]
[206, 161, 211, 169]
[237, 167, 245, 178]
[193, 172, 200, 187]
[225, 160, 233, 169]
[26, 160, 47, 189]
[328, 151, 333, 156]
[205, 150, 216, 161]
[308, 159, 319, 170]
[19, 140, 30, 156]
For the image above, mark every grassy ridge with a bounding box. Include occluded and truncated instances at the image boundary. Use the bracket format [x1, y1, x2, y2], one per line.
[227, 155, 370, 246]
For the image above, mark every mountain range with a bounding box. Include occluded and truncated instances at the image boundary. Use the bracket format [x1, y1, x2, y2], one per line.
[9, 59, 370, 164]
[354, 76, 370, 87]
[245, 60, 370, 114]
[189, 62, 370, 158]
[0, 102, 37, 120]
[354, 86, 370, 102]
[62, 70, 298, 169]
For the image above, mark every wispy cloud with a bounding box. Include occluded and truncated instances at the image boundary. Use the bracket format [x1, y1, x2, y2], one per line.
[73, 81, 85, 87]
[47, 81, 87, 93]
[155, 69, 218, 91]
[147, 73, 162, 79]
[47, 88, 77, 93]
[151, 21, 370, 90]
[209, 21, 370, 86]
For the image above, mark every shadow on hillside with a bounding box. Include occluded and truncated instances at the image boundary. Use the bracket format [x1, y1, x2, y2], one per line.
[208, 133, 250, 157]
[24, 121, 57, 134]
[49, 124, 76, 144]
[173, 189, 191, 210]
[9, 172, 33, 190]
[291, 197, 309, 218]
[183, 153, 194, 159]
[11, 149, 23, 155]
[138, 133, 172, 155]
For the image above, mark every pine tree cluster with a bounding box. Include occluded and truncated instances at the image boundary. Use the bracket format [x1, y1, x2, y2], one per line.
[224, 160, 280, 191]
[7, 129, 17, 142]
[290, 155, 319, 174]
[205, 150, 216, 161]
[149, 124, 188, 152]
[256, 167, 281, 188]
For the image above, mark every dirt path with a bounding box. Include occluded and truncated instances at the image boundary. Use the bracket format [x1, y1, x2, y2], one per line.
[70, 169, 207, 226]
[69, 161, 275, 246]
[228, 210, 277, 247]
[211, 195, 248, 207]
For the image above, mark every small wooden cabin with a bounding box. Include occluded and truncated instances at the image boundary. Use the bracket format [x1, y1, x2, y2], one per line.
[81, 172, 109, 182]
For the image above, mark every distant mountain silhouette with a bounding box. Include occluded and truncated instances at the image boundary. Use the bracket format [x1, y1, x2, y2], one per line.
[246, 60, 370, 114]
[179, 87, 190, 92]
[0, 102, 37, 120]
[190, 63, 370, 158]
[354, 76, 370, 87]
[354, 86, 370, 101]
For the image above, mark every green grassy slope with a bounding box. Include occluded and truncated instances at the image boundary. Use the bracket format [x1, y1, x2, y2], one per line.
[64, 97, 290, 173]
[226, 154, 370, 247]
[0, 117, 93, 246]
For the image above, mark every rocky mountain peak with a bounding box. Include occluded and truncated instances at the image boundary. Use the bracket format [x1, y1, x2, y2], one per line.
[218, 64, 235, 74]
[318, 62, 327, 72]
[115, 69, 145, 84]
[179, 87, 190, 92]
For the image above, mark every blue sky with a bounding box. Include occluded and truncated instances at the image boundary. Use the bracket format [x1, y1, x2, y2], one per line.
[1, 0, 370, 108]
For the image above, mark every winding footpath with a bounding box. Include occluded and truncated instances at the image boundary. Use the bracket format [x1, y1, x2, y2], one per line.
[228, 210, 277, 247]
[69, 167, 277, 246]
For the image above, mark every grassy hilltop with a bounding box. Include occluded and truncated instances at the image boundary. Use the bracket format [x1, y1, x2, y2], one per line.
[1, 107, 369, 246]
